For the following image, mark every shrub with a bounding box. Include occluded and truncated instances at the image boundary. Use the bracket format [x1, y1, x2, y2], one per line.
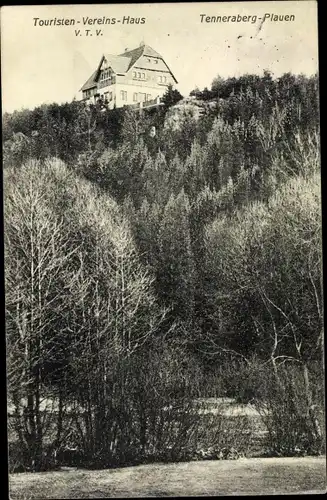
[253, 363, 325, 456]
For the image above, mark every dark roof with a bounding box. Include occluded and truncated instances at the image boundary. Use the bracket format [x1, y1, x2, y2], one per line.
[119, 44, 177, 82]
[80, 44, 177, 92]
[119, 45, 144, 70]
[119, 44, 163, 70]
[80, 69, 98, 91]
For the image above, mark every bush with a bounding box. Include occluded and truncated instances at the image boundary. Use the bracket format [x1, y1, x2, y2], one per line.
[8, 440, 59, 473]
[65, 341, 206, 468]
[188, 412, 254, 460]
[252, 363, 325, 456]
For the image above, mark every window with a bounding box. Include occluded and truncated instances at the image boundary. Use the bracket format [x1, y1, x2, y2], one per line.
[101, 69, 112, 81]
[133, 92, 138, 102]
[146, 94, 152, 101]
[139, 93, 146, 102]
[133, 71, 146, 80]
[120, 90, 127, 101]
[154, 59, 158, 64]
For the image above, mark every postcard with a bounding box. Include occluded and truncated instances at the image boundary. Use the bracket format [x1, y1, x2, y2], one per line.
[2, 1, 325, 497]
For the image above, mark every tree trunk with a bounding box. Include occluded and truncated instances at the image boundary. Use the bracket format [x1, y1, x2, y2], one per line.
[303, 362, 322, 445]
[55, 388, 64, 451]
[34, 371, 43, 471]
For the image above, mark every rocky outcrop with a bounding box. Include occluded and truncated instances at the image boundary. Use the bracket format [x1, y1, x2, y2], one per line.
[164, 97, 219, 131]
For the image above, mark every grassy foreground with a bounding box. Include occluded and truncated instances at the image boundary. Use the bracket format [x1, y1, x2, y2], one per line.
[9, 456, 326, 498]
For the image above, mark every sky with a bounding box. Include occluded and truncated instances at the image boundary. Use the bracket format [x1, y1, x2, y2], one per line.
[1, 1, 319, 113]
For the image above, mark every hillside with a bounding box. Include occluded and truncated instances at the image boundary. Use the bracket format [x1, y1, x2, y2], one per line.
[4, 73, 324, 476]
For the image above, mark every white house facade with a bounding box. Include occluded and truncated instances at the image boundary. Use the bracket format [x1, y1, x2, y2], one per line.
[79, 43, 178, 109]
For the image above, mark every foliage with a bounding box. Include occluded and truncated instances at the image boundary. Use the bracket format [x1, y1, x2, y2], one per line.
[4, 71, 324, 467]
[253, 363, 325, 457]
[161, 84, 184, 108]
[5, 159, 168, 470]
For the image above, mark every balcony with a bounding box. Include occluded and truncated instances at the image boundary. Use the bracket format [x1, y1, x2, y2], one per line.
[130, 96, 163, 110]
[98, 78, 115, 89]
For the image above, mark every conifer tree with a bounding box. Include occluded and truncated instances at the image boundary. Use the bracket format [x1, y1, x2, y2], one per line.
[157, 190, 196, 321]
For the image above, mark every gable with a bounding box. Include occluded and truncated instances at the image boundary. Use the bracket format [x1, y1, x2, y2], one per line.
[80, 44, 178, 93]
[119, 44, 177, 82]
[133, 55, 169, 72]
[142, 46, 163, 59]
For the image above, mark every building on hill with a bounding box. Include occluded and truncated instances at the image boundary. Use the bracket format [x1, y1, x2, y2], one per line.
[79, 42, 178, 109]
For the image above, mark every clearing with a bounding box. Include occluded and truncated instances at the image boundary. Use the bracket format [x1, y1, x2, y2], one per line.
[9, 456, 326, 498]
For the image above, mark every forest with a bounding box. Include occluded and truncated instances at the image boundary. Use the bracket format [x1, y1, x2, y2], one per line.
[4, 71, 325, 473]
